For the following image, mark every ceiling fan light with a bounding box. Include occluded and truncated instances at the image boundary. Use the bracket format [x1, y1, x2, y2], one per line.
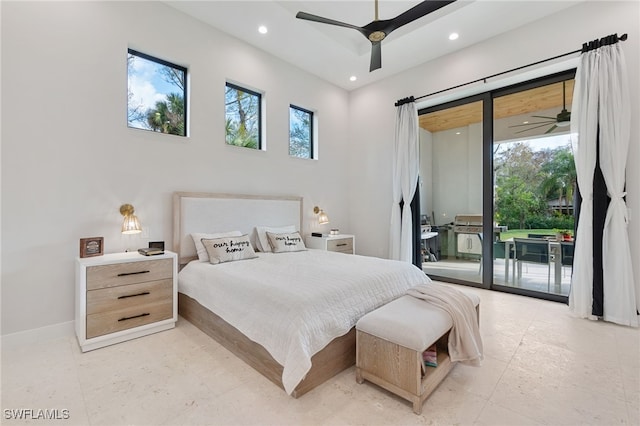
[557, 121, 570, 127]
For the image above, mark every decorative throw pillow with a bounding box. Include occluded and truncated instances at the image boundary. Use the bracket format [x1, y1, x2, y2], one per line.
[192, 231, 242, 262]
[266, 231, 307, 253]
[255, 225, 296, 252]
[201, 234, 258, 265]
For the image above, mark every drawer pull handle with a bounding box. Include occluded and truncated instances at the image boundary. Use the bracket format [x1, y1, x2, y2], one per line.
[336, 243, 348, 247]
[117, 270, 150, 277]
[118, 313, 150, 322]
[118, 291, 150, 300]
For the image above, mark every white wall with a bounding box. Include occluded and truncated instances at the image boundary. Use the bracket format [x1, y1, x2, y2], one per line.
[418, 128, 433, 219]
[428, 122, 483, 225]
[348, 1, 640, 299]
[1, 2, 350, 335]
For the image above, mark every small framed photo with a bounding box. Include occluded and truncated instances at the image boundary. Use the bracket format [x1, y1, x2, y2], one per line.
[80, 237, 104, 258]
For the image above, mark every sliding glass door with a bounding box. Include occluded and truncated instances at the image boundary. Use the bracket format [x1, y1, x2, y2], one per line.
[418, 70, 575, 301]
[492, 75, 575, 297]
[419, 97, 485, 285]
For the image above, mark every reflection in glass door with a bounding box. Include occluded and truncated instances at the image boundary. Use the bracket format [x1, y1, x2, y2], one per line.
[492, 78, 576, 296]
[419, 99, 484, 284]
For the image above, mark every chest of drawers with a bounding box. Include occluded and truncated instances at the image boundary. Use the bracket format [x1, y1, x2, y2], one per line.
[75, 251, 177, 352]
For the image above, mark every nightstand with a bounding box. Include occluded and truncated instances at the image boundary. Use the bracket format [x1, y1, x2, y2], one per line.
[75, 251, 177, 352]
[306, 234, 355, 254]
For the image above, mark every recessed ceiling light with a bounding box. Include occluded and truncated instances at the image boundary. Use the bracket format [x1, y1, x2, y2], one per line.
[448, 32, 459, 41]
[456, 131, 461, 135]
[258, 25, 268, 34]
[349, 75, 357, 82]
[523, 121, 529, 124]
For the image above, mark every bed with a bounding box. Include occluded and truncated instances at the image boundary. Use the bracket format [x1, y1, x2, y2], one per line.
[173, 192, 431, 397]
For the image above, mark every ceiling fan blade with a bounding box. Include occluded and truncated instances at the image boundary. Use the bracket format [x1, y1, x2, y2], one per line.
[370, 41, 382, 72]
[531, 115, 557, 120]
[514, 122, 556, 134]
[509, 121, 556, 128]
[295, 11, 363, 32]
[384, 0, 456, 33]
[545, 125, 558, 134]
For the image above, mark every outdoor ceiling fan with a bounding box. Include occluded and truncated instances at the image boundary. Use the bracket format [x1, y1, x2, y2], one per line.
[296, 0, 456, 72]
[510, 80, 572, 135]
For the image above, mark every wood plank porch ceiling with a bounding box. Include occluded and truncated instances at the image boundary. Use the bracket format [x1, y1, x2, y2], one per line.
[419, 79, 575, 133]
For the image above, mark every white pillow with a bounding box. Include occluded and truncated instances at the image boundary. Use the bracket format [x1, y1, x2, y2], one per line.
[192, 231, 242, 262]
[266, 231, 307, 253]
[255, 225, 296, 252]
[201, 234, 258, 265]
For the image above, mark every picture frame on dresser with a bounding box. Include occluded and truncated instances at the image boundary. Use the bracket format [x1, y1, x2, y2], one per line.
[79, 236, 104, 258]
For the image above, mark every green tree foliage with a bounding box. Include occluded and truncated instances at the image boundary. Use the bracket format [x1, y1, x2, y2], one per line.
[495, 175, 546, 229]
[494, 142, 575, 230]
[146, 92, 185, 136]
[225, 86, 259, 148]
[144, 62, 186, 136]
[538, 148, 576, 215]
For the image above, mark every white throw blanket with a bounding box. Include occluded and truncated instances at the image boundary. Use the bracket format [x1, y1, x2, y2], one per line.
[406, 283, 483, 365]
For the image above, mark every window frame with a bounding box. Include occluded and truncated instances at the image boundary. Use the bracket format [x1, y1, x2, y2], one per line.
[127, 48, 188, 137]
[225, 81, 263, 150]
[289, 104, 315, 159]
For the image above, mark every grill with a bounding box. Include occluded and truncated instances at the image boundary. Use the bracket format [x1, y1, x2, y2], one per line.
[453, 214, 483, 234]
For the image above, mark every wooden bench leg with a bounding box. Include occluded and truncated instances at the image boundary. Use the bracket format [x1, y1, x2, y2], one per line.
[355, 367, 364, 384]
[413, 398, 423, 415]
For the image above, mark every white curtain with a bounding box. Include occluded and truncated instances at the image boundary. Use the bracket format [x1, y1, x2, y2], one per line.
[569, 39, 638, 327]
[568, 50, 599, 320]
[598, 44, 637, 327]
[390, 101, 419, 262]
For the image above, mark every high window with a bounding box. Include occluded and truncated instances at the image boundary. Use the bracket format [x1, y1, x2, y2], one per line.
[127, 49, 187, 136]
[289, 105, 314, 159]
[225, 82, 262, 149]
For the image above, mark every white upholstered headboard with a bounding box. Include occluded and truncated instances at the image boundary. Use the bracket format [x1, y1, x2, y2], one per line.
[173, 192, 303, 265]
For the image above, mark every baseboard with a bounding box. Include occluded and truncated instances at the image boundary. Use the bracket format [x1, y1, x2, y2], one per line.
[1, 321, 75, 350]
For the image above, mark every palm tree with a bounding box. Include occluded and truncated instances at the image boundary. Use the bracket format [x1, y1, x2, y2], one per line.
[146, 93, 185, 136]
[539, 148, 576, 215]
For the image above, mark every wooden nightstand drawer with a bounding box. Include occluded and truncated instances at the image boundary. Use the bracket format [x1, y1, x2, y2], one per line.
[86, 299, 173, 339]
[327, 238, 353, 254]
[76, 251, 177, 352]
[306, 234, 355, 254]
[87, 258, 172, 290]
[87, 279, 173, 315]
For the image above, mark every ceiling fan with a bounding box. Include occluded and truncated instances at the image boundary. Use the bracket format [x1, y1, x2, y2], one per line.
[296, 0, 456, 72]
[510, 80, 572, 135]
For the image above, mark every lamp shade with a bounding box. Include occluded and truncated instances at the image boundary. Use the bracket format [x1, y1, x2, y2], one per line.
[121, 214, 141, 234]
[120, 204, 142, 234]
[318, 210, 329, 225]
[314, 206, 329, 225]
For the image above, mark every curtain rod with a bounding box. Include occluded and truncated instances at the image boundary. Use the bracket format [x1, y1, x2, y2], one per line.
[395, 32, 628, 107]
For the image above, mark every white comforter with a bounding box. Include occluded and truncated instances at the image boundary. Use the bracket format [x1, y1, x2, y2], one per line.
[178, 249, 430, 394]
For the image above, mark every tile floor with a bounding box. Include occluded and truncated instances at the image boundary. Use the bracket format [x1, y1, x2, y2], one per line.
[2, 284, 638, 425]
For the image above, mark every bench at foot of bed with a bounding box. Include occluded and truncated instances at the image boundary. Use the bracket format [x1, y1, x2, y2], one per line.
[355, 293, 480, 415]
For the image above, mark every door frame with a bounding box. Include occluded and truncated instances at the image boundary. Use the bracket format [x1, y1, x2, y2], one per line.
[417, 69, 576, 302]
